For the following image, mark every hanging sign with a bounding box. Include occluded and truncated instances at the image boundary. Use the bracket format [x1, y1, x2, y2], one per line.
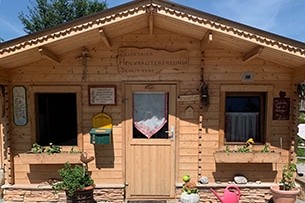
[12, 86, 28, 126]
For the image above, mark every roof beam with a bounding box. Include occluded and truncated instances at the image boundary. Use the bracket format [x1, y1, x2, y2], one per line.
[149, 14, 154, 35]
[38, 47, 60, 63]
[147, 6, 157, 35]
[99, 28, 111, 48]
[243, 46, 264, 62]
[201, 31, 213, 51]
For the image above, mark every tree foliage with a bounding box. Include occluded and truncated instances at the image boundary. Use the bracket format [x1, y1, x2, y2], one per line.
[18, 0, 107, 34]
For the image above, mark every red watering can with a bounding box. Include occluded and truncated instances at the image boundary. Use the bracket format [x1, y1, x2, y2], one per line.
[210, 185, 241, 203]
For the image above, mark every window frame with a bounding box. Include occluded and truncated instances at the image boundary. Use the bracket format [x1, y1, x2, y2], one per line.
[30, 86, 83, 151]
[219, 85, 273, 146]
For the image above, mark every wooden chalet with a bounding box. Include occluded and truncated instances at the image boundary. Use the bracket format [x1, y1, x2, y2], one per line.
[0, 0, 305, 202]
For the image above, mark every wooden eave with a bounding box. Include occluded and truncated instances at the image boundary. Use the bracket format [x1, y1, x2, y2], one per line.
[0, 0, 305, 69]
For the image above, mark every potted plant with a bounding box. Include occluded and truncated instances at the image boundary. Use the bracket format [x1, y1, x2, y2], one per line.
[52, 153, 95, 203]
[180, 174, 200, 203]
[270, 163, 300, 203]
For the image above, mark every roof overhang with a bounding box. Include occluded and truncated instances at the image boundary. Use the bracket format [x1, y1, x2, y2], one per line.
[1, 0, 305, 69]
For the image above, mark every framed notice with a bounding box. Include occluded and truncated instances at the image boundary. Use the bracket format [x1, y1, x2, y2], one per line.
[89, 86, 116, 105]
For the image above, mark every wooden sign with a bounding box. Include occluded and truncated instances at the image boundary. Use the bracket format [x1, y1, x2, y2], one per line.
[117, 47, 188, 76]
[273, 97, 290, 120]
[12, 86, 28, 126]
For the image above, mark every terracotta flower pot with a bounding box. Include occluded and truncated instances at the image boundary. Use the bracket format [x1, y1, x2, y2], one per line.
[270, 185, 300, 203]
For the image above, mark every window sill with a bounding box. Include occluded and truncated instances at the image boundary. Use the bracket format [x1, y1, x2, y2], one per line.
[214, 151, 281, 163]
[18, 153, 82, 164]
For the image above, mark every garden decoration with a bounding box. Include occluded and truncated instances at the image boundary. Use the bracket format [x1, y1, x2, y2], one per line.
[210, 185, 241, 203]
[180, 174, 200, 203]
[270, 163, 300, 203]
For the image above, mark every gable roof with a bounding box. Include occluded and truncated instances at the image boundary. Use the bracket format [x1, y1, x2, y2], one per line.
[1, 0, 305, 69]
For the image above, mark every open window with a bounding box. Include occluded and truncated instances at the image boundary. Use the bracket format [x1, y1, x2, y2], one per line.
[36, 93, 77, 145]
[32, 86, 82, 150]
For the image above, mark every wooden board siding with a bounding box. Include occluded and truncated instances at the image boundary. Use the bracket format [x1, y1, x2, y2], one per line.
[202, 43, 294, 182]
[9, 28, 202, 186]
[7, 26, 296, 187]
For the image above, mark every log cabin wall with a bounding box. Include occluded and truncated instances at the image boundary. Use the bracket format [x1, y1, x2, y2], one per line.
[202, 45, 293, 183]
[10, 28, 203, 185]
[0, 71, 10, 186]
[8, 25, 294, 187]
[0, 2, 303, 202]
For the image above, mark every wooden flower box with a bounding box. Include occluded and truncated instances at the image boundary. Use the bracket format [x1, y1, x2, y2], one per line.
[214, 151, 281, 163]
[18, 153, 82, 164]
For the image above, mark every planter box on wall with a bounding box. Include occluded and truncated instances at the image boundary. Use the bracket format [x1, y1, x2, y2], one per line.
[18, 153, 82, 164]
[214, 152, 281, 163]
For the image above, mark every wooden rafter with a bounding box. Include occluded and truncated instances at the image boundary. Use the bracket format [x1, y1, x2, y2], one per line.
[243, 46, 264, 62]
[38, 47, 60, 63]
[149, 14, 154, 35]
[201, 31, 213, 51]
[146, 5, 157, 35]
[99, 28, 111, 48]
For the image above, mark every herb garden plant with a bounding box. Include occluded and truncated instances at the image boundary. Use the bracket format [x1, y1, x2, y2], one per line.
[180, 175, 200, 203]
[270, 163, 300, 203]
[52, 162, 95, 198]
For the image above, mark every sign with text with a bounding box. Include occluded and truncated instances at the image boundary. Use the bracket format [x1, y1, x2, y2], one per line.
[89, 86, 116, 105]
[117, 47, 188, 75]
[273, 98, 290, 120]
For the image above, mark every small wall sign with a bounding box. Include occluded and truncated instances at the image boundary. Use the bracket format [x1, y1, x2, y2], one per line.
[89, 86, 116, 105]
[12, 86, 28, 126]
[273, 91, 290, 120]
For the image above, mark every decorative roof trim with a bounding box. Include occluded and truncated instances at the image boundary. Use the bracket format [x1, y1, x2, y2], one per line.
[0, 4, 148, 56]
[1, 1, 305, 58]
[154, 3, 305, 57]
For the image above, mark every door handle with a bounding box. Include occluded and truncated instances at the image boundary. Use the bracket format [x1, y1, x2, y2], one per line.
[165, 126, 175, 141]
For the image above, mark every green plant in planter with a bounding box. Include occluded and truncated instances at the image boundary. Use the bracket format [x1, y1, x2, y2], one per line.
[52, 162, 94, 197]
[260, 144, 271, 153]
[68, 146, 79, 154]
[182, 175, 198, 194]
[280, 163, 297, 190]
[46, 143, 62, 154]
[30, 143, 46, 153]
[30, 143, 62, 154]
[181, 175, 200, 203]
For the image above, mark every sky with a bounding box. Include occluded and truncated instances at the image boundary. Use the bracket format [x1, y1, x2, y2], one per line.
[0, 0, 305, 43]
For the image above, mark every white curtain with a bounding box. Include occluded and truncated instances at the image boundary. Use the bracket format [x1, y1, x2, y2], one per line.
[133, 92, 167, 139]
[225, 112, 259, 142]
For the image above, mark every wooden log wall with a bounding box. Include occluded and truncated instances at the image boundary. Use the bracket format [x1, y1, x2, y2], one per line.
[7, 27, 295, 186]
[202, 42, 294, 182]
[9, 28, 202, 185]
[0, 71, 12, 185]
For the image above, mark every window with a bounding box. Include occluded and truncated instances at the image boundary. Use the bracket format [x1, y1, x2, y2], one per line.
[225, 92, 265, 143]
[220, 85, 273, 145]
[35, 93, 77, 146]
[133, 92, 169, 139]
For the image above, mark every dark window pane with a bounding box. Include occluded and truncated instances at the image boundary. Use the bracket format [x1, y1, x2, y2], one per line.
[36, 93, 77, 146]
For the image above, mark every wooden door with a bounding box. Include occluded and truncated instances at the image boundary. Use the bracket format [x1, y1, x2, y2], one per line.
[125, 84, 176, 200]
